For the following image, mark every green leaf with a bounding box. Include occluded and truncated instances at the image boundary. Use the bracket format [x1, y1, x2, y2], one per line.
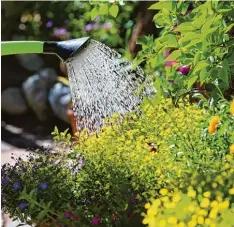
[218, 120, 229, 136]
[149, 2, 172, 10]
[99, 4, 108, 15]
[193, 51, 201, 65]
[37, 210, 47, 221]
[166, 50, 181, 61]
[193, 61, 209, 74]
[109, 4, 119, 18]
[161, 34, 178, 47]
[180, 32, 201, 43]
[175, 22, 196, 32]
[90, 7, 99, 21]
[224, 23, 234, 33]
[184, 39, 203, 48]
[200, 68, 209, 85]
[187, 76, 198, 89]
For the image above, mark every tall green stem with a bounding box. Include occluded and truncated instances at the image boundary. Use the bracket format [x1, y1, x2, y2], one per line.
[1, 41, 43, 56]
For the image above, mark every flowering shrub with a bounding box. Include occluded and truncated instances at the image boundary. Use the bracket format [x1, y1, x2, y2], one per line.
[134, 1, 234, 104]
[143, 155, 234, 227]
[2, 98, 234, 226]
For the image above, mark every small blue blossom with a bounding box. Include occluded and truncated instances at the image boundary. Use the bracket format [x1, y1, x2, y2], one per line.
[46, 20, 53, 28]
[34, 188, 38, 193]
[131, 195, 137, 204]
[13, 182, 22, 191]
[2, 177, 9, 184]
[39, 182, 48, 190]
[54, 27, 68, 37]
[85, 23, 93, 32]
[18, 202, 27, 210]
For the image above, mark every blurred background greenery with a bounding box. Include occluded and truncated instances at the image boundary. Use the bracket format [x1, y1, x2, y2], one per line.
[1, 1, 159, 149]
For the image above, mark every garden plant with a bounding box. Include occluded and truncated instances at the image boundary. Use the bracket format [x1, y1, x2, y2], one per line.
[1, 1, 234, 227]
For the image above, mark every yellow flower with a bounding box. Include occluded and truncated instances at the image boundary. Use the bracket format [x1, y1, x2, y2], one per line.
[144, 156, 151, 162]
[229, 144, 234, 154]
[230, 100, 234, 115]
[200, 198, 210, 208]
[197, 216, 204, 224]
[208, 116, 220, 134]
[172, 193, 181, 203]
[203, 191, 211, 198]
[209, 208, 218, 219]
[187, 190, 196, 198]
[226, 154, 233, 162]
[228, 188, 234, 195]
[168, 216, 177, 225]
[177, 222, 186, 227]
[158, 219, 167, 227]
[145, 203, 151, 209]
[159, 188, 168, 196]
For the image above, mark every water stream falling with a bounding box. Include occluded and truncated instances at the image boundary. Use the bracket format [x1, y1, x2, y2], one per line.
[66, 39, 154, 132]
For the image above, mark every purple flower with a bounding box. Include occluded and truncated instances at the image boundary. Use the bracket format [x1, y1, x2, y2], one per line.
[13, 182, 22, 191]
[54, 27, 68, 37]
[92, 216, 101, 225]
[165, 60, 177, 67]
[131, 195, 137, 204]
[18, 202, 27, 210]
[34, 188, 38, 193]
[84, 200, 90, 206]
[64, 211, 72, 219]
[177, 65, 190, 76]
[39, 182, 48, 190]
[2, 177, 9, 184]
[46, 20, 53, 28]
[85, 23, 94, 32]
[92, 23, 98, 29]
[73, 216, 79, 222]
[102, 22, 112, 30]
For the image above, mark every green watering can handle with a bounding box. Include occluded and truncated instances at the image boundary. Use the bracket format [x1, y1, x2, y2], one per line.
[1, 41, 44, 56]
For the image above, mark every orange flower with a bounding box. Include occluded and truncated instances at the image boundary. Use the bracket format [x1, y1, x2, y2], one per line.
[208, 116, 220, 134]
[230, 144, 234, 154]
[230, 100, 234, 115]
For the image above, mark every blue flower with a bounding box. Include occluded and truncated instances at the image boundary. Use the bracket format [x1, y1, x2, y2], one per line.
[39, 182, 48, 190]
[46, 20, 53, 28]
[54, 27, 68, 37]
[13, 182, 22, 191]
[34, 188, 38, 193]
[2, 177, 9, 184]
[18, 202, 27, 210]
[85, 23, 94, 32]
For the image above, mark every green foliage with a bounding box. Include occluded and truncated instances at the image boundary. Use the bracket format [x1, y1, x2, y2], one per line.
[3, 1, 136, 52]
[2, 98, 234, 226]
[135, 0, 234, 105]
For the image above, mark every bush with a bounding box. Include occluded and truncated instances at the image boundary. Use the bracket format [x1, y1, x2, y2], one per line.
[142, 155, 234, 227]
[2, 98, 234, 226]
[134, 1, 234, 104]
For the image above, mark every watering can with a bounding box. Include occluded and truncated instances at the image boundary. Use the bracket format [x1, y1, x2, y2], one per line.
[1, 37, 91, 62]
[1, 37, 91, 135]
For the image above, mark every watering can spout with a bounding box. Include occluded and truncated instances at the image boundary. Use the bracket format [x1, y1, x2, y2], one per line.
[1, 37, 91, 62]
[44, 37, 91, 62]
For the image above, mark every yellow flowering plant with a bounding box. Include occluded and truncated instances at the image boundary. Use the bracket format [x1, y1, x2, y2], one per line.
[143, 155, 234, 227]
